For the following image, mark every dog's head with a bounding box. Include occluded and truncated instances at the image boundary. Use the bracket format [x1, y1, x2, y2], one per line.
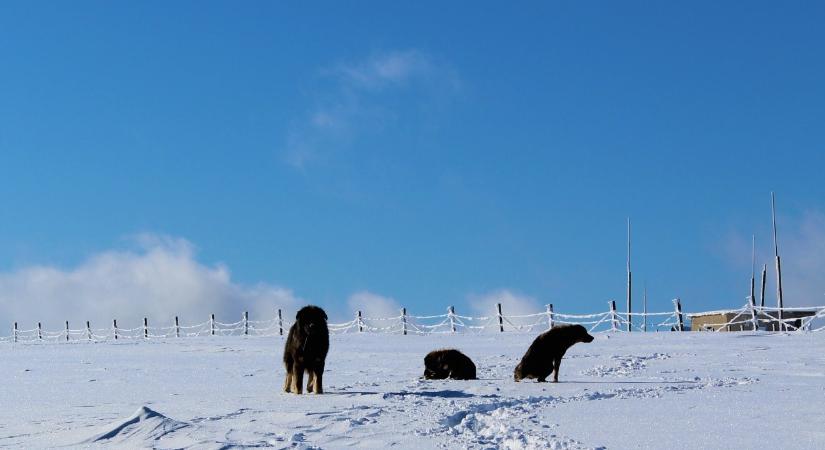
[295, 305, 328, 335]
[571, 324, 595, 343]
[513, 362, 524, 382]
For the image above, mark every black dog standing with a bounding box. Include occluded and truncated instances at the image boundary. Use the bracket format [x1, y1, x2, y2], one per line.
[514, 324, 594, 383]
[283, 305, 329, 394]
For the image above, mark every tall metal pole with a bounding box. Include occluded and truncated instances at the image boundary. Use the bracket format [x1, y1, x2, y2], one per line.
[750, 235, 756, 308]
[626, 218, 632, 332]
[760, 264, 767, 308]
[771, 192, 784, 331]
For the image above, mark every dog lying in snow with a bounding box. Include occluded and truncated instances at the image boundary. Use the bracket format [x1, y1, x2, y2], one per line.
[424, 349, 477, 380]
[283, 305, 329, 394]
[514, 324, 594, 382]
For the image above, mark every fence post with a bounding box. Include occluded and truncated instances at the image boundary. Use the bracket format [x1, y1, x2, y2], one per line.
[401, 307, 407, 335]
[65, 321, 70, 342]
[113, 319, 118, 340]
[496, 303, 504, 332]
[13, 322, 17, 343]
[86, 320, 92, 341]
[448, 306, 456, 333]
[38, 322, 42, 340]
[175, 316, 180, 338]
[357, 310, 363, 332]
[546, 304, 554, 330]
[609, 301, 618, 332]
[673, 298, 684, 332]
[278, 309, 283, 335]
[144, 317, 148, 339]
[244, 311, 249, 336]
[210, 314, 215, 336]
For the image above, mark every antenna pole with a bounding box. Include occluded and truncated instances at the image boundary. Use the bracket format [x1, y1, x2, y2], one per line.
[626, 218, 632, 332]
[750, 235, 756, 308]
[771, 192, 784, 330]
[760, 264, 767, 308]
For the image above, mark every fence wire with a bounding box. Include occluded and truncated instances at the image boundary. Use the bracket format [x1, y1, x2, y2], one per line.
[4, 302, 825, 345]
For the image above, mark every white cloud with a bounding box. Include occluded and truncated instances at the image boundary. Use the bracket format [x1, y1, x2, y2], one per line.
[723, 211, 825, 307]
[781, 212, 825, 307]
[346, 291, 402, 320]
[467, 289, 543, 317]
[338, 50, 440, 90]
[466, 289, 545, 333]
[0, 234, 301, 331]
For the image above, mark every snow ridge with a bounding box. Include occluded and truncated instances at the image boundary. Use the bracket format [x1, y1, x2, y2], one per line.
[83, 406, 187, 445]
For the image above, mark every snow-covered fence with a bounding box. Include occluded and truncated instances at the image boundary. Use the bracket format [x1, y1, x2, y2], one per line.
[4, 301, 825, 344]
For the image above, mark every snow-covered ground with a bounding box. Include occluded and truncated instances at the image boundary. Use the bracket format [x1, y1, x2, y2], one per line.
[3, 331, 824, 449]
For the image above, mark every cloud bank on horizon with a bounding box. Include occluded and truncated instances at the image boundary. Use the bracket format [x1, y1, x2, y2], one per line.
[0, 234, 302, 330]
[0, 233, 539, 332]
[3, 210, 825, 333]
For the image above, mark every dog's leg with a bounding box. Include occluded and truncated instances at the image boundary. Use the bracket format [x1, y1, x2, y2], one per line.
[313, 367, 324, 394]
[537, 363, 553, 382]
[283, 360, 293, 393]
[292, 364, 304, 394]
[306, 371, 315, 393]
[552, 357, 562, 382]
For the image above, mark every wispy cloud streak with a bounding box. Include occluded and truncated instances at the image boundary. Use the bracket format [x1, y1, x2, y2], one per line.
[284, 50, 460, 170]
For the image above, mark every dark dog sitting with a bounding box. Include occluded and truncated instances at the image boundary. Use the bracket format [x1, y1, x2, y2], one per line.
[283, 305, 329, 394]
[424, 349, 477, 380]
[514, 324, 594, 383]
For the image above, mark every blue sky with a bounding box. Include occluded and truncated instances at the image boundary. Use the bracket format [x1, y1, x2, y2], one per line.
[1, 1, 825, 325]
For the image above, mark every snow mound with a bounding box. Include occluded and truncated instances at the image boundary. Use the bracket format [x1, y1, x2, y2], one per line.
[443, 397, 587, 449]
[83, 406, 188, 445]
[581, 353, 671, 377]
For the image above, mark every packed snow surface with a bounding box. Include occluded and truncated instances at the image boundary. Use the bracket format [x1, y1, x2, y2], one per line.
[3, 332, 825, 449]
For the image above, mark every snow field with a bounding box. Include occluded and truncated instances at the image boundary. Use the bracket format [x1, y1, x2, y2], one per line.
[2, 332, 825, 449]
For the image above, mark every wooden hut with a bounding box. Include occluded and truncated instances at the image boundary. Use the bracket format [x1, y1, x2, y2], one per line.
[689, 309, 817, 331]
